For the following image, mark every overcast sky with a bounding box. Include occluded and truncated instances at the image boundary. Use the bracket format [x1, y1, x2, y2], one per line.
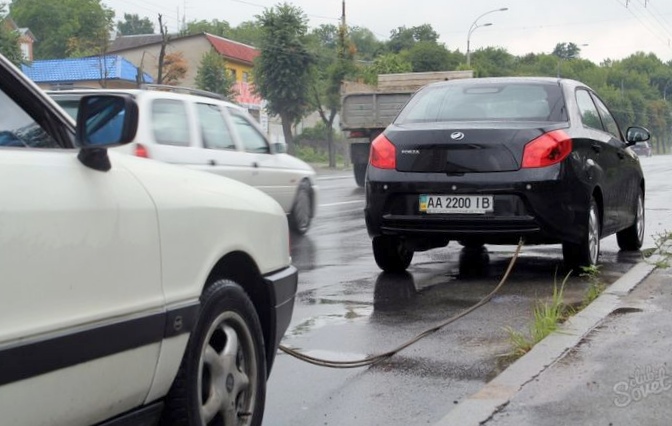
[104, 0, 672, 64]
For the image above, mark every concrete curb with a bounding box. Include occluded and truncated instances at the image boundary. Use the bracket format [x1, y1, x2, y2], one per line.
[435, 256, 662, 426]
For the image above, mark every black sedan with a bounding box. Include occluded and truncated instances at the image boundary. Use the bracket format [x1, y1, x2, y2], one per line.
[365, 77, 649, 272]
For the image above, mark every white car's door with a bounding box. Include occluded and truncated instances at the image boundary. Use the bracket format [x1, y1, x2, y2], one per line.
[0, 86, 164, 426]
[227, 110, 300, 212]
[190, 101, 255, 185]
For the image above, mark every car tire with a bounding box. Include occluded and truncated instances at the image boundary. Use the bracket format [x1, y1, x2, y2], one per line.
[562, 197, 601, 271]
[289, 181, 313, 235]
[161, 279, 266, 426]
[372, 236, 414, 272]
[617, 189, 645, 251]
[354, 164, 367, 188]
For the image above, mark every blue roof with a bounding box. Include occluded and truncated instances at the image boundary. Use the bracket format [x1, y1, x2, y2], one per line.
[21, 55, 154, 84]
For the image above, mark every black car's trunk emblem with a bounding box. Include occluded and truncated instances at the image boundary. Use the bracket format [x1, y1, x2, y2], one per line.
[451, 132, 465, 140]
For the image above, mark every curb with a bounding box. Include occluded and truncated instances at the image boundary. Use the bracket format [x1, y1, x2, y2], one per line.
[435, 256, 661, 426]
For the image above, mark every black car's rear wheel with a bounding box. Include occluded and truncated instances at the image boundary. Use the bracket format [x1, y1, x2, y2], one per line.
[562, 197, 601, 271]
[372, 236, 414, 272]
[458, 239, 485, 249]
[617, 189, 644, 251]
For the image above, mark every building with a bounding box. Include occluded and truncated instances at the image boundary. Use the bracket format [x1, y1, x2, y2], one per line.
[108, 32, 262, 110]
[2, 17, 35, 62]
[21, 55, 153, 90]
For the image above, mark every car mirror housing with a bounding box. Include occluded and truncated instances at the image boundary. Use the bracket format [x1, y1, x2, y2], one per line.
[625, 126, 651, 145]
[272, 142, 287, 154]
[76, 95, 139, 149]
[76, 95, 139, 172]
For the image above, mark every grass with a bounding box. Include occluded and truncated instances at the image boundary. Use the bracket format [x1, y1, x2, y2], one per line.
[505, 230, 672, 360]
[505, 272, 573, 357]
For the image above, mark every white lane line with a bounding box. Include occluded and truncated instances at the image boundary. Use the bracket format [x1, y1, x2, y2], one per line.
[319, 200, 365, 208]
[316, 175, 352, 181]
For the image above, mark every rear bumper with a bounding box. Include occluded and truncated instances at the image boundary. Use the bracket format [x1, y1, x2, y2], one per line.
[264, 265, 298, 371]
[365, 165, 591, 245]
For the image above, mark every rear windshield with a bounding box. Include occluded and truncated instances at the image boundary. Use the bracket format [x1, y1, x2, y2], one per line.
[396, 81, 567, 123]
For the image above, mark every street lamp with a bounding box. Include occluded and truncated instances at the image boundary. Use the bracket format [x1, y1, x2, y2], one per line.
[466, 7, 508, 67]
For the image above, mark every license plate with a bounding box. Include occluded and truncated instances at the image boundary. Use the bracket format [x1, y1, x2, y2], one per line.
[419, 194, 493, 214]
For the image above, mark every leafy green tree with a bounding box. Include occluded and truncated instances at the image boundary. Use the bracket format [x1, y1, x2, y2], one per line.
[388, 24, 439, 53]
[182, 19, 230, 37]
[117, 13, 154, 35]
[195, 50, 235, 100]
[10, 0, 114, 59]
[253, 3, 315, 155]
[361, 53, 412, 85]
[227, 20, 263, 46]
[403, 41, 452, 72]
[0, 3, 22, 66]
[348, 26, 384, 61]
[552, 42, 582, 60]
[309, 23, 356, 167]
[468, 47, 515, 77]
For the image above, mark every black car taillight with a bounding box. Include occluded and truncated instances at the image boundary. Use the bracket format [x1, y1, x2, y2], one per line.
[522, 130, 572, 168]
[370, 134, 396, 169]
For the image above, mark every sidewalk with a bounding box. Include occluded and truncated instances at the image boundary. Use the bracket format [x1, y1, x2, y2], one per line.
[437, 261, 672, 426]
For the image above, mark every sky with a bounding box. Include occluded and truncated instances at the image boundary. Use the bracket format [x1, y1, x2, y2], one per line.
[103, 0, 672, 64]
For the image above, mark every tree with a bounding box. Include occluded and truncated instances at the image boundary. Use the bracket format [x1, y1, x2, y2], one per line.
[182, 19, 230, 37]
[253, 3, 315, 155]
[228, 20, 263, 46]
[552, 42, 582, 60]
[195, 50, 234, 99]
[309, 22, 356, 167]
[404, 41, 452, 72]
[388, 24, 439, 53]
[10, 0, 114, 59]
[348, 26, 384, 61]
[0, 3, 22, 66]
[117, 13, 154, 35]
[161, 52, 188, 85]
[361, 53, 412, 85]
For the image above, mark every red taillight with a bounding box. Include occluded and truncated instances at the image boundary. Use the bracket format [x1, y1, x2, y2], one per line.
[135, 144, 149, 158]
[369, 134, 396, 169]
[348, 130, 366, 138]
[522, 130, 572, 168]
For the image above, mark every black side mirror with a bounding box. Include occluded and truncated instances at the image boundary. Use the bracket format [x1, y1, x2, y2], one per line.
[76, 95, 138, 148]
[76, 95, 138, 172]
[625, 126, 651, 145]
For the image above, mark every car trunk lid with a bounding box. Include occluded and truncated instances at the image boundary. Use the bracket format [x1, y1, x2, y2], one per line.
[388, 122, 568, 173]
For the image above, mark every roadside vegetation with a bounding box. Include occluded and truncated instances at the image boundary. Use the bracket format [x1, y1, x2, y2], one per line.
[506, 231, 672, 359]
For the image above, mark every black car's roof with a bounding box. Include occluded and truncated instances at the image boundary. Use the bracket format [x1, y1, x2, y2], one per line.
[425, 76, 583, 89]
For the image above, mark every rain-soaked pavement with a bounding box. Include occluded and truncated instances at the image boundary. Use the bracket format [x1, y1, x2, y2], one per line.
[263, 156, 668, 426]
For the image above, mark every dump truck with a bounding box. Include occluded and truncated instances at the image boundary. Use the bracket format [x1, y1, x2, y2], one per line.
[340, 70, 474, 186]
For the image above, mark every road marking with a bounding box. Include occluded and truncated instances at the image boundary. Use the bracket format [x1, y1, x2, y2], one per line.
[319, 200, 364, 208]
[316, 175, 352, 181]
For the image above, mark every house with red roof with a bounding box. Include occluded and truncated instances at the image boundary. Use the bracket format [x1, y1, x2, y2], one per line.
[108, 32, 262, 110]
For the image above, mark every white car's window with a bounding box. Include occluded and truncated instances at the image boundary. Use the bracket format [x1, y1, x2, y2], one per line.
[0, 89, 60, 149]
[196, 103, 236, 150]
[591, 94, 621, 140]
[576, 89, 602, 130]
[151, 99, 191, 146]
[229, 112, 270, 154]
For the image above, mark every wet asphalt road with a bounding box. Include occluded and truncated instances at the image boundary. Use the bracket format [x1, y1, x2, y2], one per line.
[263, 155, 668, 426]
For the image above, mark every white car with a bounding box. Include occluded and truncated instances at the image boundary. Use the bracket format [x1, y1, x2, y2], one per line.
[0, 54, 297, 425]
[49, 88, 318, 234]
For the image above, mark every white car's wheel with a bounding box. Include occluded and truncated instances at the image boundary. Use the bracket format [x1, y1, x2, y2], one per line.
[289, 181, 313, 235]
[162, 280, 266, 426]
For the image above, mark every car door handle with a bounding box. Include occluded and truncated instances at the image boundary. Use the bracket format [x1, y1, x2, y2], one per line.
[617, 152, 626, 160]
[252, 162, 259, 168]
[591, 144, 602, 153]
[209, 159, 216, 166]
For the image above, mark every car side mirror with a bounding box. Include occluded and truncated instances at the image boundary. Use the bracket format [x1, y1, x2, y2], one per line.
[76, 95, 139, 172]
[625, 126, 651, 145]
[76, 95, 139, 148]
[272, 142, 287, 154]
